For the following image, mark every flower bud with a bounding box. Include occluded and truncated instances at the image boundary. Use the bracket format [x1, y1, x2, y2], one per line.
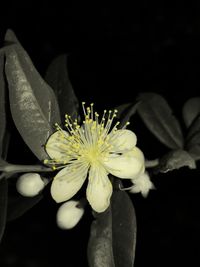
[130, 171, 155, 197]
[16, 173, 46, 197]
[56, 200, 84, 230]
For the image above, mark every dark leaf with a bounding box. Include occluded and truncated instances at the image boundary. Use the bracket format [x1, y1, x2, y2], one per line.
[187, 131, 200, 149]
[137, 93, 184, 149]
[0, 52, 6, 157]
[0, 178, 8, 243]
[182, 97, 200, 128]
[185, 112, 200, 159]
[88, 208, 115, 267]
[116, 102, 138, 128]
[187, 145, 200, 161]
[1, 132, 10, 160]
[0, 49, 10, 161]
[186, 114, 200, 146]
[88, 181, 136, 267]
[7, 193, 43, 221]
[111, 186, 137, 267]
[116, 103, 132, 118]
[4, 29, 61, 161]
[45, 54, 79, 121]
[158, 150, 196, 173]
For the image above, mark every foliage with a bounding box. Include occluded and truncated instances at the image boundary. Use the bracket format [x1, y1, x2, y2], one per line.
[0, 30, 199, 266]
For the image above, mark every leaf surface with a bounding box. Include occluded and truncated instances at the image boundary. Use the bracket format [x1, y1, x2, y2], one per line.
[0, 178, 8, 243]
[182, 97, 200, 128]
[7, 193, 43, 221]
[5, 30, 61, 160]
[45, 54, 79, 121]
[88, 181, 137, 267]
[137, 93, 184, 149]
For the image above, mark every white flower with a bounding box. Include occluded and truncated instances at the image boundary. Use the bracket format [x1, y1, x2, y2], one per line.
[130, 171, 155, 197]
[56, 200, 84, 229]
[44, 103, 145, 213]
[16, 173, 46, 197]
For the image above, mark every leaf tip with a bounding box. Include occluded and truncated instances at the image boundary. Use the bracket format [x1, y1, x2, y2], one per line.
[4, 29, 19, 45]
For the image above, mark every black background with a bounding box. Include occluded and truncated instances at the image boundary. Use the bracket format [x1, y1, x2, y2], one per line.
[0, 3, 200, 266]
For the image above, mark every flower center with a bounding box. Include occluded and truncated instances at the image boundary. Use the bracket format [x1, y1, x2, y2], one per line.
[83, 146, 101, 164]
[44, 103, 130, 169]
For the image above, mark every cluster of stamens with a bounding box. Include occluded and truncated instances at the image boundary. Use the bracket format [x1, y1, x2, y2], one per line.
[44, 103, 130, 169]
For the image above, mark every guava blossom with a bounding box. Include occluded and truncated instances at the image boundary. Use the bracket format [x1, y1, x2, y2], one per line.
[44, 103, 145, 212]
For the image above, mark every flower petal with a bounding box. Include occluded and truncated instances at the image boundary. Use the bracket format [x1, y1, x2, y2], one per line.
[130, 171, 155, 197]
[51, 163, 88, 203]
[109, 129, 137, 152]
[45, 130, 69, 159]
[56, 200, 84, 229]
[86, 164, 112, 213]
[103, 147, 145, 179]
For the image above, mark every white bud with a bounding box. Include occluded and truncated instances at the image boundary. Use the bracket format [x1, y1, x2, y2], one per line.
[56, 200, 84, 230]
[16, 173, 46, 197]
[130, 171, 155, 197]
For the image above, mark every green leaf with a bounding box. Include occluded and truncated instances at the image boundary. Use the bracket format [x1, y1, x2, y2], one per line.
[182, 97, 200, 128]
[0, 52, 6, 158]
[158, 149, 196, 173]
[186, 117, 200, 160]
[137, 93, 184, 149]
[0, 178, 8, 243]
[116, 102, 138, 128]
[88, 183, 136, 267]
[111, 187, 137, 267]
[88, 208, 115, 267]
[7, 193, 43, 221]
[0, 50, 10, 161]
[183, 98, 200, 153]
[186, 114, 200, 146]
[1, 132, 10, 161]
[45, 54, 79, 121]
[4, 30, 61, 161]
[187, 145, 200, 161]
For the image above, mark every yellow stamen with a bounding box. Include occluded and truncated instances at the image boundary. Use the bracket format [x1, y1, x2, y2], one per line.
[45, 103, 130, 167]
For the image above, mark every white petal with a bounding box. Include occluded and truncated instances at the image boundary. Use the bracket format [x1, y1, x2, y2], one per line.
[86, 164, 112, 213]
[103, 146, 145, 179]
[51, 163, 88, 203]
[109, 129, 137, 152]
[130, 171, 155, 197]
[45, 130, 69, 159]
[56, 200, 84, 229]
[16, 173, 45, 197]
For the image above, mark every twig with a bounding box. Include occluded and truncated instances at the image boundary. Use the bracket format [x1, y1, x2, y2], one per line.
[145, 159, 159, 168]
[0, 164, 53, 177]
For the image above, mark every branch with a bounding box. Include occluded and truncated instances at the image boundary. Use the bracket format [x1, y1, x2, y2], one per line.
[145, 159, 159, 168]
[0, 163, 53, 178]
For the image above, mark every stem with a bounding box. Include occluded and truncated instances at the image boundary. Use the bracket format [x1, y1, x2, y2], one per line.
[119, 183, 134, 191]
[0, 163, 53, 175]
[145, 159, 159, 168]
